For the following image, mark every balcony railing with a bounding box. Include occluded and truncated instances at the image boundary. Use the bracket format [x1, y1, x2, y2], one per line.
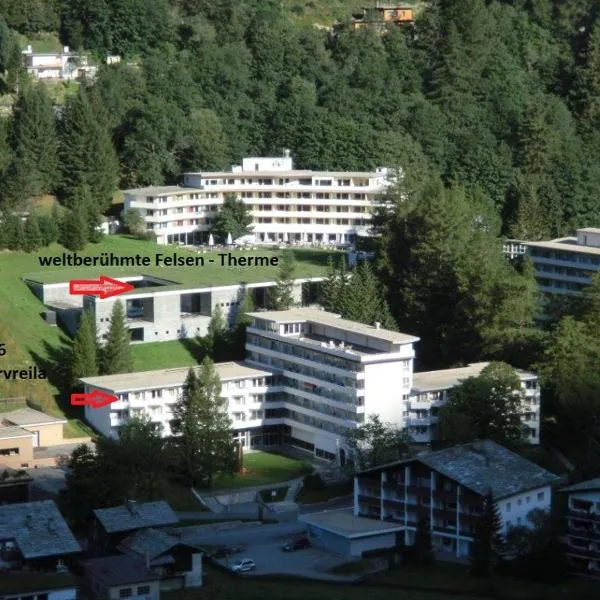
[568, 509, 600, 522]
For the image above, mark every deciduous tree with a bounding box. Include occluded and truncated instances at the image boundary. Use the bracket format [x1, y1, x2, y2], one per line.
[212, 193, 253, 242]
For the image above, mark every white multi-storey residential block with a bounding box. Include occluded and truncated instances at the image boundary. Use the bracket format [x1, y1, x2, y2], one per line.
[123, 154, 395, 246]
[81, 362, 283, 449]
[526, 227, 600, 299]
[244, 308, 418, 463]
[80, 308, 418, 463]
[406, 362, 541, 445]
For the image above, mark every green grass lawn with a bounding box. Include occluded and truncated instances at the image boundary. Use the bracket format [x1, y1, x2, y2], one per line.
[63, 418, 94, 438]
[0, 236, 332, 417]
[213, 451, 312, 489]
[132, 339, 203, 371]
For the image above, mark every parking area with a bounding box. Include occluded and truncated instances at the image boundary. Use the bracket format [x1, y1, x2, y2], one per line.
[212, 534, 350, 580]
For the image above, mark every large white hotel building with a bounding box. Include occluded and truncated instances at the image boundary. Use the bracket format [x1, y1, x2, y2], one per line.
[80, 308, 540, 464]
[123, 154, 395, 246]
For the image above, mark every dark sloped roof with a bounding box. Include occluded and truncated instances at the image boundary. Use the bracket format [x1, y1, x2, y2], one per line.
[0, 500, 81, 559]
[560, 477, 600, 494]
[118, 528, 186, 560]
[83, 555, 160, 586]
[94, 501, 179, 534]
[357, 440, 560, 500]
[418, 440, 561, 499]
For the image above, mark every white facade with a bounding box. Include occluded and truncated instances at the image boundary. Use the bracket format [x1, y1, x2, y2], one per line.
[80, 308, 418, 462]
[244, 308, 418, 461]
[22, 45, 97, 81]
[526, 227, 600, 298]
[123, 155, 396, 246]
[405, 362, 541, 445]
[81, 362, 281, 445]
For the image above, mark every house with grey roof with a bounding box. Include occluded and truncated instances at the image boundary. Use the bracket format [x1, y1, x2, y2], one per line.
[92, 501, 179, 554]
[559, 477, 600, 577]
[0, 500, 81, 570]
[302, 440, 560, 559]
[118, 528, 203, 589]
[82, 555, 160, 600]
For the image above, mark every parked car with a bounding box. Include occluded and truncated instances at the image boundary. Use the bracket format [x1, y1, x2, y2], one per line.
[281, 537, 311, 552]
[231, 558, 256, 573]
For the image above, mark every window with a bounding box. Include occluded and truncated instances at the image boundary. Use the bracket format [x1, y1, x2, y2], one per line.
[526, 496, 531, 504]
[0, 448, 19, 456]
[137, 586, 151, 595]
[505, 502, 511, 512]
[119, 588, 132, 598]
[537, 492, 545, 501]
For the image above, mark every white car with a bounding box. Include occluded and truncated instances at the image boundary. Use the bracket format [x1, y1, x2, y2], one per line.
[231, 558, 256, 573]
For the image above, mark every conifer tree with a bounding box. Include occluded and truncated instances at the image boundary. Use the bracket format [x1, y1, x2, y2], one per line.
[3, 214, 23, 250]
[59, 86, 118, 214]
[38, 212, 59, 247]
[60, 203, 88, 251]
[320, 256, 348, 313]
[412, 516, 434, 565]
[101, 300, 133, 375]
[231, 291, 255, 359]
[11, 83, 58, 197]
[171, 360, 237, 487]
[22, 213, 42, 252]
[470, 490, 504, 577]
[204, 304, 231, 361]
[267, 248, 296, 310]
[71, 310, 99, 385]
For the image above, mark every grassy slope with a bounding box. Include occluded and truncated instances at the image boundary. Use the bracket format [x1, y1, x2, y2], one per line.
[0, 236, 332, 419]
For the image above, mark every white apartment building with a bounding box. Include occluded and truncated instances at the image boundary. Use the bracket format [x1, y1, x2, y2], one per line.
[526, 227, 600, 299]
[80, 362, 283, 449]
[123, 154, 395, 246]
[244, 308, 418, 462]
[80, 308, 418, 463]
[21, 45, 97, 80]
[406, 362, 540, 445]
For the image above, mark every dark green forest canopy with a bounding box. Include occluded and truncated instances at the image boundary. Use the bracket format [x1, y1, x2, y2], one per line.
[1, 0, 599, 240]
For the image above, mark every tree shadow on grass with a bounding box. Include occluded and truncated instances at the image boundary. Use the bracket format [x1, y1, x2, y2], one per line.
[178, 336, 208, 364]
[29, 339, 82, 420]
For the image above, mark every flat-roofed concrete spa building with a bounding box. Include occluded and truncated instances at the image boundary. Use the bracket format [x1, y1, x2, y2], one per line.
[25, 271, 324, 343]
[123, 154, 396, 245]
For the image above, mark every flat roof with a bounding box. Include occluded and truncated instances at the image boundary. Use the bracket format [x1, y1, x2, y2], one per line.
[526, 237, 600, 256]
[2, 407, 67, 427]
[185, 169, 387, 179]
[123, 185, 204, 196]
[248, 307, 419, 344]
[560, 477, 600, 494]
[412, 362, 536, 392]
[0, 425, 35, 440]
[81, 361, 274, 392]
[576, 227, 600, 234]
[299, 509, 404, 538]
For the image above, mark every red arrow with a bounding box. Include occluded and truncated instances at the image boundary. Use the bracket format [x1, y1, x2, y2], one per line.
[69, 276, 135, 299]
[71, 390, 119, 409]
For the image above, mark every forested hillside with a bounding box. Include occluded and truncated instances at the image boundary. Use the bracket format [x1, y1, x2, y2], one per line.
[0, 0, 599, 239]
